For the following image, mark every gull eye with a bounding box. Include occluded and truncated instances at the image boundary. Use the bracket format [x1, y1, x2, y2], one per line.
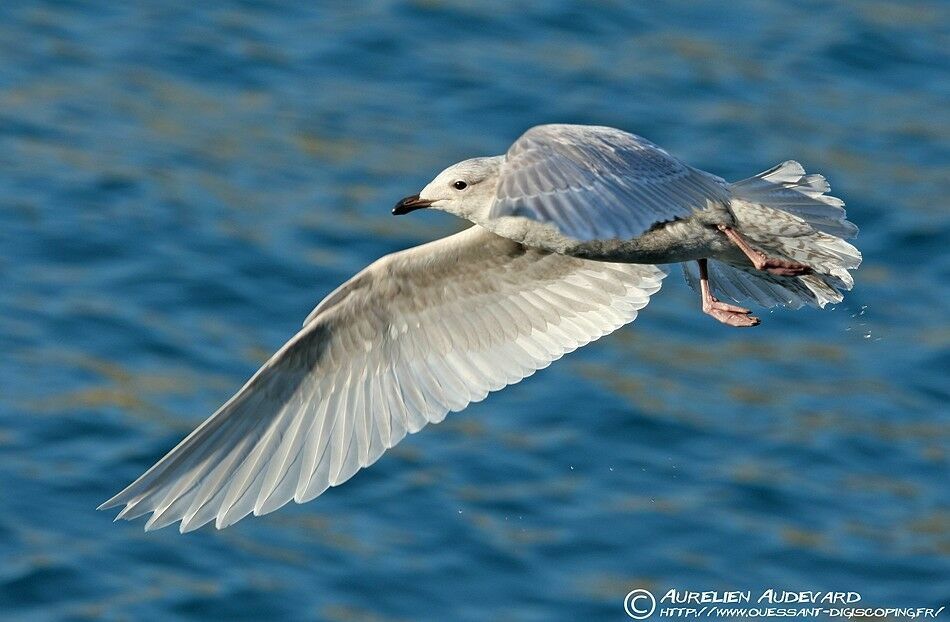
[453, 180, 468, 190]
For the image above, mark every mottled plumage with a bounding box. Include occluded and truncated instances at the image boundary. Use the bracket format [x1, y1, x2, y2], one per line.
[683, 161, 860, 308]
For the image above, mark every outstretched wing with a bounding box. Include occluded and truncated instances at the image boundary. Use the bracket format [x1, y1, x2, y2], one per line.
[100, 226, 666, 532]
[490, 124, 730, 241]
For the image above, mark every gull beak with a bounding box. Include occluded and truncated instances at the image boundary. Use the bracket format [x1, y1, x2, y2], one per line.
[392, 194, 433, 215]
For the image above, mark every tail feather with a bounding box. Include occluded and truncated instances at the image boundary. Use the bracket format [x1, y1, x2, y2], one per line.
[683, 260, 850, 309]
[689, 161, 861, 309]
[731, 160, 858, 239]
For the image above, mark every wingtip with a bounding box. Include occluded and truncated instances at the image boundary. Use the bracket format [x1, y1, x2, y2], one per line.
[179, 518, 201, 534]
[97, 501, 127, 524]
[214, 513, 229, 530]
[97, 490, 126, 511]
[179, 512, 209, 533]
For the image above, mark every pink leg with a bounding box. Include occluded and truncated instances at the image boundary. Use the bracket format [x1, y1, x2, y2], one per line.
[698, 259, 760, 327]
[717, 225, 813, 276]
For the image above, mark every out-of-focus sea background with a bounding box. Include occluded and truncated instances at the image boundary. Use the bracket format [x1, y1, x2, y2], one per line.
[0, 1, 947, 620]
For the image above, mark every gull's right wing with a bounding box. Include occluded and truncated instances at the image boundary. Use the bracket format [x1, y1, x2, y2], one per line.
[100, 225, 666, 532]
[491, 124, 731, 241]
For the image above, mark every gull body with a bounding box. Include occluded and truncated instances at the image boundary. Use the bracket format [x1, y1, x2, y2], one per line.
[398, 124, 860, 323]
[102, 124, 860, 532]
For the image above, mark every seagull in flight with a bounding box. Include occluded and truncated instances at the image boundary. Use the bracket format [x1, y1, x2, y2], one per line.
[100, 124, 860, 532]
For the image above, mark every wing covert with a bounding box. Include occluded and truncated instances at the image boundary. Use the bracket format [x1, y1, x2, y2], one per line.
[490, 124, 730, 241]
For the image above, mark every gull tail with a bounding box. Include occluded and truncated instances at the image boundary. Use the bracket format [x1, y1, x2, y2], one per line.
[685, 161, 861, 308]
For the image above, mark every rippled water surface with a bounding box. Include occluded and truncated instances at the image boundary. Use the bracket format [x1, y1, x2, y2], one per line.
[1, 1, 948, 620]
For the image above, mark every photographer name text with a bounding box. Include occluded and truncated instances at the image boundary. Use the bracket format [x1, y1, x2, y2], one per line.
[660, 590, 861, 605]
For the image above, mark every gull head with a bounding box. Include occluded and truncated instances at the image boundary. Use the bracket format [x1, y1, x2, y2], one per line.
[393, 156, 503, 221]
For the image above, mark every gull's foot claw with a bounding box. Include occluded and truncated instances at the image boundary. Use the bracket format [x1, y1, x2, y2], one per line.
[703, 299, 760, 327]
[706, 308, 761, 327]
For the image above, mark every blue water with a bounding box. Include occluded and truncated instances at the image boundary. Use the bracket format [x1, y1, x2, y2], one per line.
[1, 1, 948, 620]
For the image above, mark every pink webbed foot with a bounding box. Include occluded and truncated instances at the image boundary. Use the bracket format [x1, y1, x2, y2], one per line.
[696, 258, 761, 328]
[702, 297, 761, 328]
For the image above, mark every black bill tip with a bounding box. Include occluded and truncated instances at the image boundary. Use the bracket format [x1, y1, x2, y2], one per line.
[392, 194, 433, 215]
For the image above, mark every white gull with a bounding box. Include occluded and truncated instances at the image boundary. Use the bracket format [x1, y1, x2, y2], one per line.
[101, 123, 860, 531]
